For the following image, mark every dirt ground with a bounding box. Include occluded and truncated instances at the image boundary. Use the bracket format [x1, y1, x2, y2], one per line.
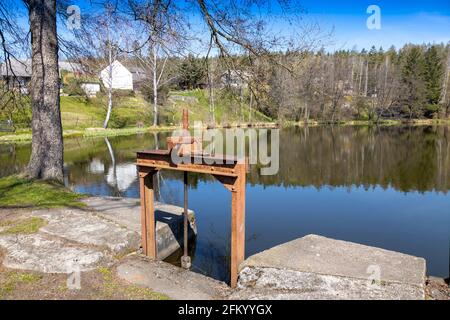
[425, 277, 449, 300]
[0, 254, 168, 300]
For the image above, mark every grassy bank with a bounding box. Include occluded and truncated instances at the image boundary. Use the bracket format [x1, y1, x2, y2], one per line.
[281, 118, 450, 127]
[0, 176, 84, 208]
[1, 91, 449, 144]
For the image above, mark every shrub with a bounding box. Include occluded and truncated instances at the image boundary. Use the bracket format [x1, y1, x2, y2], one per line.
[113, 89, 135, 98]
[63, 78, 85, 96]
[141, 84, 169, 105]
[109, 111, 128, 128]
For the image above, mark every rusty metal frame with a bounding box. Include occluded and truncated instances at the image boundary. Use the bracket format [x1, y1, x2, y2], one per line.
[136, 150, 246, 288]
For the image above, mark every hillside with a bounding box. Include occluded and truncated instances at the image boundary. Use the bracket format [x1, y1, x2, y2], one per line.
[60, 95, 152, 129]
[0, 90, 272, 141]
[161, 90, 271, 125]
[61, 90, 270, 129]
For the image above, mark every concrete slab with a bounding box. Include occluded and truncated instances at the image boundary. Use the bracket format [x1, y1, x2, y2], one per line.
[241, 234, 426, 287]
[231, 267, 424, 300]
[33, 209, 140, 254]
[116, 254, 230, 300]
[0, 233, 110, 273]
[81, 197, 197, 260]
[236, 234, 427, 300]
[0, 197, 197, 275]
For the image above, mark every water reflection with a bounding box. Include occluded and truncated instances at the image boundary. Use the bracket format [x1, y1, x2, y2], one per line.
[0, 126, 449, 280]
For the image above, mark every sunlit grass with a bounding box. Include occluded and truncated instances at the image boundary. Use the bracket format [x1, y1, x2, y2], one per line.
[0, 217, 47, 235]
[0, 176, 85, 208]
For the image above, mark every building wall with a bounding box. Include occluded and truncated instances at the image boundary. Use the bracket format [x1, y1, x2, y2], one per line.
[81, 83, 101, 97]
[100, 61, 133, 90]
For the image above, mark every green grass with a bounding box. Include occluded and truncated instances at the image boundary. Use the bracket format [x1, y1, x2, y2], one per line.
[0, 176, 85, 208]
[60, 95, 152, 129]
[60, 96, 104, 129]
[165, 89, 271, 124]
[0, 217, 47, 235]
[0, 271, 42, 299]
[96, 267, 169, 300]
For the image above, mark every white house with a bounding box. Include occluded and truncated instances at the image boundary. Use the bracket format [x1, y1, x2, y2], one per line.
[100, 60, 134, 91]
[80, 82, 101, 97]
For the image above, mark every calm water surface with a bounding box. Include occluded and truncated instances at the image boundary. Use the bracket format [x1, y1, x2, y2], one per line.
[1, 126, 449, 282]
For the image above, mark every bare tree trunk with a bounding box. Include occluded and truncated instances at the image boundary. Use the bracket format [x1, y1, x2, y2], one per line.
[364, 61, 368, 97]
[26, 0, 64, 182]
[152, 45, 158, 127]
[441, 54, 449, 115]
[239, 86, 243, 123]
[358, 58, 363, 95]
[207, 59, 215, 124]
[248, 91, 253, 124]
[103, 52, 113, 128]
[103, 9, 113, 129]
[104, 86, 113, 128]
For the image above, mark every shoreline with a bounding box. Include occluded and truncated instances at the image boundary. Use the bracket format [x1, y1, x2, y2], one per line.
[1, 119, 449, 144]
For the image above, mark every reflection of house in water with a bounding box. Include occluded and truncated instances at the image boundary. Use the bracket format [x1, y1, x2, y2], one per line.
[88, 159, 105, 174]
[106, 163, 137, 192]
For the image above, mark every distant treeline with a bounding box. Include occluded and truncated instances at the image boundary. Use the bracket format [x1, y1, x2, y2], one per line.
[255, 44, 450, 121]
[138, 43, 450, 122]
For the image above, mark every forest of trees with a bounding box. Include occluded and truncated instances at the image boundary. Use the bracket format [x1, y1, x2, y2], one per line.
[184, 43, 450, 123]
[102, 42, 450, 125]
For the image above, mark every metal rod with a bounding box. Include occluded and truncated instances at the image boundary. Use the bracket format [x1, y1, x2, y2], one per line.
[181, 170, 191, 269]
[183, 171, 188, 257]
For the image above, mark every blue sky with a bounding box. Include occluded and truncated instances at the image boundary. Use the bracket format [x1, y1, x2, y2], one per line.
[298, 0, 450, 50]
[12, 0, 450, 52]
[74, 0, 450, 51]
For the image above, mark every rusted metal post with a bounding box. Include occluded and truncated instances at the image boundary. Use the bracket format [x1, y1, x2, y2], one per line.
[230, 163, 246, 288]
[139, 169, 156, 258]
[182, 108, 189, 130]
[181, 171, 191, 269]
[137, 143, 247, 287]
[181, 108, 192, 269]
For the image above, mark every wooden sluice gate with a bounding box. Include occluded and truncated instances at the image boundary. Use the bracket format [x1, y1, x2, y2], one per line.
[136, 109, 247, 287]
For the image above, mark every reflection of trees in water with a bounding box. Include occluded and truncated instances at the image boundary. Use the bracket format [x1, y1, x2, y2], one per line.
[0, 143, 29, 177]
[185, 223, 260, 283]
[2, 127, 449, 193]
[188, 223, 231, 282]
[250, 125, 450, 193]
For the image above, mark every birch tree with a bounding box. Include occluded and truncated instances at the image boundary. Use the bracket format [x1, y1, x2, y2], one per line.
[128, 0, 187, 126]
[77, 2, 134, 128]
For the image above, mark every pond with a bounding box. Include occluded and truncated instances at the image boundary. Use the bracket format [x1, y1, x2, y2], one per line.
[1, 125, 449, 282]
